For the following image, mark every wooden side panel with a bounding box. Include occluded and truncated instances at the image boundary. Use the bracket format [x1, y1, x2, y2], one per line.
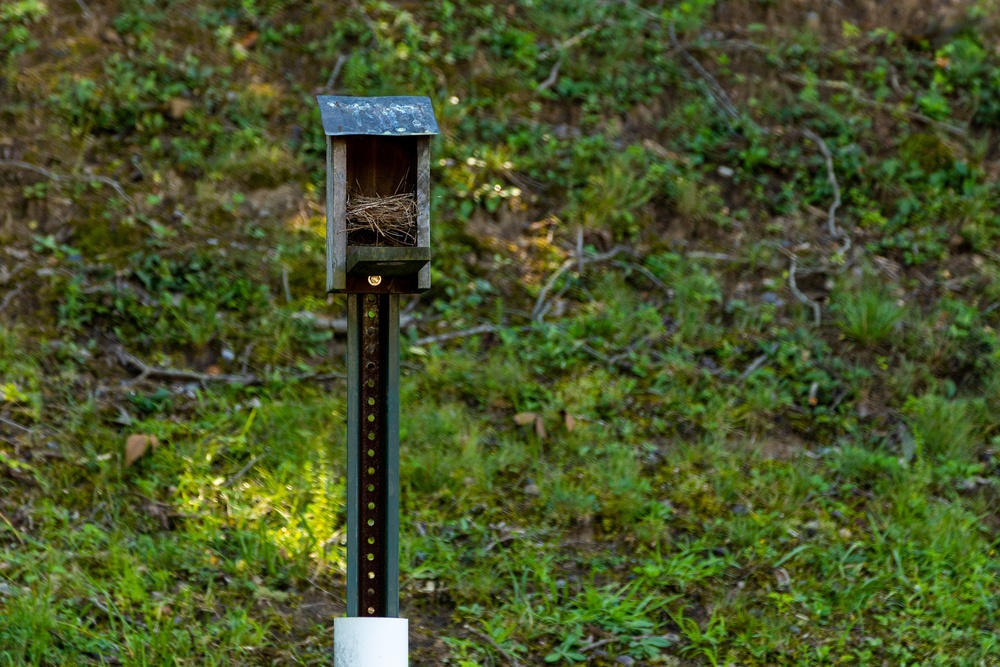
[328, 138, 348, 292]
[416, 137, 431, 290]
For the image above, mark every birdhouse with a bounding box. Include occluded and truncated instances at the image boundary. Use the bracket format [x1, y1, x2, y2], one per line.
[317, 96, 439, 294]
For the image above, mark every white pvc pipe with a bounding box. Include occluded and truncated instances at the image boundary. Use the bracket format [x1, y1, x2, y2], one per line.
[334, 617, 408, 667]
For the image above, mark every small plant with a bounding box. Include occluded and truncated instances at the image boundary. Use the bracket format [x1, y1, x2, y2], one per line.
[834, 287, 906, 345]
[904, 394, 978, 461]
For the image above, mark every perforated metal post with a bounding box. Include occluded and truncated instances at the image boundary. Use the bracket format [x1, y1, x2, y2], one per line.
[318, 96, 436, 647]
[346, 293, 400, 618]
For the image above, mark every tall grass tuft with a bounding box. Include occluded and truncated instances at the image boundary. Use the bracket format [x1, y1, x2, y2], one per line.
[904, 394, 978, 461]
[834, 287, 906, 345]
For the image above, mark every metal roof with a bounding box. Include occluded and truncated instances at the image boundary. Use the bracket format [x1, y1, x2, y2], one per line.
[316, 96, 439, 136]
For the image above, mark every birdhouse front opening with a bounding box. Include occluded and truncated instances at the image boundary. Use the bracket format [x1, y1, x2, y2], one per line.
[317, 95, 438, 294]
[345, 136, 418, 248]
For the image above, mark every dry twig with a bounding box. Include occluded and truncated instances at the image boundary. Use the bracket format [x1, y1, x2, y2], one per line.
[415, 324, 501, 346]
[0, 159, 134, 206]
[802, 129, 848, 253]
[0, 287, 23, 315]
[115, 349, 345, 386]
[463, 624, 525, 667]
[667, 22, 742, 126]
[787, 254, 821, 327]
[782, 74, 967, 136]
[532, 246, 630, 322]
[222, 454, 267, 488]
[325, 53, 349, 90]
[536, 59, 562, 93]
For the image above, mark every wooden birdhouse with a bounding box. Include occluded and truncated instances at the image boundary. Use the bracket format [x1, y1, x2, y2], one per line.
[317, 96, 439, 294]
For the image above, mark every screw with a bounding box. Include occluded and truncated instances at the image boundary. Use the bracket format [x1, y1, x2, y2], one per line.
[368, 275, 382, 286]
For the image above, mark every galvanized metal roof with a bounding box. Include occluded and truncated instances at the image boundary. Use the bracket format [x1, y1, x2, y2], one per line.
[316, 96, 439, 136]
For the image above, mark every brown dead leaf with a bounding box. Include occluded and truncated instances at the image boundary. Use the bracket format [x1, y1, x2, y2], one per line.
[168, 98, 193, 119]
[238, 31, 259, 48]
[564, 412, 577, 433]
[513, 412, 537, 426]
[125, 434, 159, 467]
[534, 415, 547, 439]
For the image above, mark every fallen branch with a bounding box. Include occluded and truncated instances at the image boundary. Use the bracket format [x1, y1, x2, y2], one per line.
[0, 159, 134, 206]
[293, 310, 416, 333]
[115, 348, 345, 386]
[613, 260, 673, 295]
[536, 19, 609, 94]
[0, 287, 22, 315]
[802, 128, 849, 255]
[532, 246, 630, 323]
[782, 74, 967, 136]
[463, 624, 525, 667]
[668, 22, 742, 126]
[415, 324, 500, 346]
[116, 348, 260, 385]
[578, 633, 663, 654]
[325, 53, 349, 90]
[685, 251, 742, 262]
[222, 453, 267, 488]
[0, 416, 31, 433]
[787, 254, 821, 327]
[536, 58, 562, 93]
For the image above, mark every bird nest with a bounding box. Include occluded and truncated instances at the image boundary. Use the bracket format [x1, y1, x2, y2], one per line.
[346, 192, 417, 247]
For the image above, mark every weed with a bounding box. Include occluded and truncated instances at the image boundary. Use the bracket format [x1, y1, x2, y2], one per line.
[904, 394, 979, 461]
[834, 286, 906, 346]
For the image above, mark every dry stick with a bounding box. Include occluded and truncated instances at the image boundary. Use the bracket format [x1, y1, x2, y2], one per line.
[115, 349, 345, 386]
[536, 58, 562, 93]
[686, 251, 741, 262]
[801, 129, 845, 243]
[613, 260, 673, 294]
[578, 634, 661, 654]
[667, 22, 742, 125]
[532, 246, 629, 322]
[739, 353, 770, 381]
[782, 74, 967, 136]
[0, 416, 31, 433]
[463, 624, 525, 667]
[536, 19, 608, 94]
[415, 324, 499, 346]
[222, 453, 266, 488]
[116, 348, 258, 385]
[576, 226, 584, 276]
[532, 257, 576, 322]
[0, 287, 22, 315]
[281, 265, 293, 304]
[325, 53, 349, 90]
[0, 159, 134, 206]
[294, 311, 416, 333]
[788, 254, 821, 327]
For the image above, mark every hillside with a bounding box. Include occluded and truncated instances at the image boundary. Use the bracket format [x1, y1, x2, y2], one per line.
[2, 0, 1000, 664]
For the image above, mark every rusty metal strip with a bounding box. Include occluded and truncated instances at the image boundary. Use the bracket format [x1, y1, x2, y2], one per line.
[358, 293, 387, 617]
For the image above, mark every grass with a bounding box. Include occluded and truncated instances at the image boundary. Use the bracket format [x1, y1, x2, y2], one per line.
[3, 0, 1000, 664]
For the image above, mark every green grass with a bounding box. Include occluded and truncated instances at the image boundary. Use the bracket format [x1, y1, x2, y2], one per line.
[3, 0, 1000, 664]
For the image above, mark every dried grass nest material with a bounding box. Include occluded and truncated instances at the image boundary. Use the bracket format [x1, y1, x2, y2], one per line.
[346, 192, 417, 247]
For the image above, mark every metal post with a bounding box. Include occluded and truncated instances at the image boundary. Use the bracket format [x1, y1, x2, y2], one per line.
[346, 292, 400, 618]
